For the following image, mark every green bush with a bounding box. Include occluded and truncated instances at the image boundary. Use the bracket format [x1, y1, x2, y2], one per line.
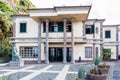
[0, 37, 12, 63]
[1, 75, 10, 80]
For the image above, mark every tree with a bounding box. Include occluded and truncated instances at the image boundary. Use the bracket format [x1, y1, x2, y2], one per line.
[0, 0, 35, 63]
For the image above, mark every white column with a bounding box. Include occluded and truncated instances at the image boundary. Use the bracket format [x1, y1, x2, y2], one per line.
[45, 19, 49, 64]
[116, 26, 119, 60]
[38, 19, 42, 64]
[71, 18, 75, 64]
[63, 19, 67, 63]
[100, 22, 103, 62]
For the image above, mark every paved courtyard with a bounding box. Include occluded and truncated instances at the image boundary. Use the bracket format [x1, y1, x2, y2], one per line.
[0, 61, 117, 80]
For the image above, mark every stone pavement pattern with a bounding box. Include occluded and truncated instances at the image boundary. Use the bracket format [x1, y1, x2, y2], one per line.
[0, 61, 117, 80]
[0, 63, 93, 80]
[113, 60, 120, 80]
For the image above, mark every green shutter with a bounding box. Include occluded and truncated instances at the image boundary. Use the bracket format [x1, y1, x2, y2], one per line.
[49, 22, 53, 32]
[105, 31, 111, 38]
[91, 25, 94, 33]
[43, 22, 46, 32]
[58, 22, 63, 32]
[20, 23, 26, 32]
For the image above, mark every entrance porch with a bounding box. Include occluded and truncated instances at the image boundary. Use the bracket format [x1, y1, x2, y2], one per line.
[49, 47, 71, 62]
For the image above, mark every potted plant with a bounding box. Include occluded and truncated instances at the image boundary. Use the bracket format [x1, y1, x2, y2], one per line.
[87, 56, 107, 80]
[87, 68, 107, 80]
[76, 67, 86, 80]
[98, 62, 110, 74]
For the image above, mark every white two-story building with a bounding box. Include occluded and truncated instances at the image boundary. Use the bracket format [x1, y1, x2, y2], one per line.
[11, 5, 119, 64]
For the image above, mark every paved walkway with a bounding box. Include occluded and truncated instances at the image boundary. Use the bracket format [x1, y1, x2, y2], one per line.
[113, 60, 120, 80]
[0, 62, 93, 80]
[0, 61, 119, 80]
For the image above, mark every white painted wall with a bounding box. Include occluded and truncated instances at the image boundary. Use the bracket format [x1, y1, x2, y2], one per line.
[103, 26, 116, 42]
[15, 16, 38, 38]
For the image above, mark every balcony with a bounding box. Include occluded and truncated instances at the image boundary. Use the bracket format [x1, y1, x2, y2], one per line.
[10, 36, 86, 43]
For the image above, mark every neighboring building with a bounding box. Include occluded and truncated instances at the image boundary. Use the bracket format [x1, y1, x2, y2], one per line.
[11, 5, 119, 64]
[103, 25, 120, 60]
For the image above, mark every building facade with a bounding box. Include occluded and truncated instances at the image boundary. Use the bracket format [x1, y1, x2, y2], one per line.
[11, 6, 119, 63]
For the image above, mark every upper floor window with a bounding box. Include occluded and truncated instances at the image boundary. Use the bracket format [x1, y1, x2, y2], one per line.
[105, 30, 111, 38]
[43, 22, 71, 32]
[20, 23, 26, 33]
[85, 25, 94, 34]
[66, 22, 71, 32]
[43, 22, 63, 32]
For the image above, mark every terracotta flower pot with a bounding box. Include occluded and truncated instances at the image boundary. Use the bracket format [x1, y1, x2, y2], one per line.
[98, 65, 110, 69]
[102, 68, 109, 74]
[87, 74, 107, 80]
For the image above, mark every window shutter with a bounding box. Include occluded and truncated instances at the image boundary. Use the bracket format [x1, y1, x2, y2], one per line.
[58, 22, 63, 32]
[20, 23, 26, 32]
[43, 22, 46, 32]
[49, 22, 53, 32]
[91, 25, 94, 33]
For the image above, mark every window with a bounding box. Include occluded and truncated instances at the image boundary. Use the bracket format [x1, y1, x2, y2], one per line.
[66, 22, 71, 32]
[43, 22, 63, 32]
[85, 25, 94, 34]
[20, 23, 26, 32]
[105, 31, 111, 38]
[20, 47, 38, 58]
[43, 22, 72, 32]
[85, 47, 92, 58]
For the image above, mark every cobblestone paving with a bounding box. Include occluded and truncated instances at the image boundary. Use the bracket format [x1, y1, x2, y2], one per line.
[48, 64, 65, 71]
[0, 72, 31, 80]
[28, 64, 47, 70]
[65, 73, 77, 80]
[68, 63, 93, 72]
[30, 72, 58, 80]
[0, 62, 116, 80]
[113, 61, 120, 80]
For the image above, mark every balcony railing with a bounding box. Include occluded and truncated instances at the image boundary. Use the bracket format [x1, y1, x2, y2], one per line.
[10, 36, 86, 43]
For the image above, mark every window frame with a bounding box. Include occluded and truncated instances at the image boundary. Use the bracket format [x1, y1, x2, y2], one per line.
[85, 25, 94, 34]
[85, 47, 92, 58]
[105, 30, 111, 38]
[43, 22, 72, 33]
[20, 46, 38, 58]
[19, 22, 27, 33]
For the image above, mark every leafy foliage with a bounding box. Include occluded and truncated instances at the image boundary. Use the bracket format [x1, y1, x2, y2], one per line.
[103, 49, 113, 55]
[78, 67, 86, 79]
[90, 68, 103, 75]
[1, 75, 10, 80]
[103, 49, 113, 60]
[0, 0, 35, 63]
[94, 56, 100, 66]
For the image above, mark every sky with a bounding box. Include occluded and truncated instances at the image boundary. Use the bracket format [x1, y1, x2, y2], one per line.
[30, 0, 120, 25]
